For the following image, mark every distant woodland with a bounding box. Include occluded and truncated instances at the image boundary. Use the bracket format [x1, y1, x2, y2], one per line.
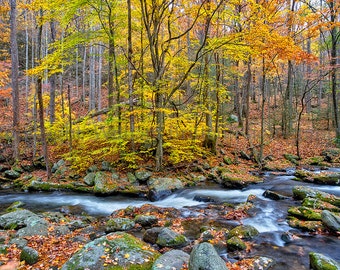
[1, 0, 340, 174]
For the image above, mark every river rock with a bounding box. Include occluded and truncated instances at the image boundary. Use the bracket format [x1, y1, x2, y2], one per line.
[3, 169, 20, 180]
[143, 227, 163, 244]
[288, 206, 322, 220]
[287, 216, 324, 232]
[101, 161, 114, 172]
[294, 170, 340, 185]
[156, 227, 188, 247]
[84, 172, 96, 186]
[0, 209, 40, 229]
[293, 186, 340, 207]
[16, 216, 49, 237]
[10, 238, 28, 248]
[188, 242, 228, 270]
[5, 201, 25, 212]
[220, 172, 247, 188]
[227, 236, 246, 251]
[134, 214, 158, 227]
[151, 250, 189, 270]
[321, 210, 340, 232]
[302, 198, 339, 212]
[321, 148, 340, 163]
[252, 256, 275, 270]
[93, 172, 118, 194]
[20, 246, 39, 265]
[309, 252, 340, 270]
[135, 170, 152, 183]
[0, 244, 8, 254]
[61, 232, 160, 270]
[105, 218, 135, 232]
[227, 225, 259, 240]
[147, 177, 184, 201]
[263, 190, 289, 200]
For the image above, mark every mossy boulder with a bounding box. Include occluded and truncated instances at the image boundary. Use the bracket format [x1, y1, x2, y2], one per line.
[134, 215, 158, 227]
[227, 225, 259, 240]
[0, 209, 41, 230]
[188, 242, 228, 270]
[135, 170, 152, 183]
[156, 228, 188, 248]
[61, 232, 160, 270]
[321, 148, 340, 163]
[287, 216, 324, 232]
[93, 172, 118, 194]
[283, 154, 299, 165]
[20, 246, 39, 265]
[287, 206, 322, 220]
[302, 198, 339, 212]
[309, 252, 340, 270]
[84, 172, 96, 186]
[5, 201, 25, 212]
[293, 186, 340, 207]
[106, 218, 135, 232]
[227, 236, 247, 251]
[3, 169, 21, 180]
[294, 170, 340, 185]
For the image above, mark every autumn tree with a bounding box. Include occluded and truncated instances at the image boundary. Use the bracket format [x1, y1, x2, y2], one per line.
[10, 0, 20, 161]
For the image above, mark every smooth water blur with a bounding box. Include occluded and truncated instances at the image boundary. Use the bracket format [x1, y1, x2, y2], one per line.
[0, 188, 267, 216]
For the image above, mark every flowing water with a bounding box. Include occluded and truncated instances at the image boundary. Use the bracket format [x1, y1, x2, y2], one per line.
[0, 170, 339, 269]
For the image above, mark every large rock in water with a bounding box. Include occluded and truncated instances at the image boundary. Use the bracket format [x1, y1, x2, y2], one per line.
[61, 232, 160, 270]
[309, 252, 340, 270]
[147, 177, 184, 201]
[227, 225, 259, 240]
[321, 210, 340, 232]
[293, 186, 340, 207]
[151, 250, 190, 270]
[188, 242, 228, 270]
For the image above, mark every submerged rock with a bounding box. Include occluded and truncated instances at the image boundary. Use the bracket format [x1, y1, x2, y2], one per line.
[188, 242, 228, 270]
[61, 232, 159, 270]
[309, 252, 340, 270]
[151, 250, 189, 270]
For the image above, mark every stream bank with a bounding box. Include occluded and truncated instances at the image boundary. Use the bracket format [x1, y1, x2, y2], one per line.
[0, 169, 340, 269]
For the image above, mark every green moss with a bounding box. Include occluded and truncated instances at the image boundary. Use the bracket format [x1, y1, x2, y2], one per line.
[288, 206, 322, 220]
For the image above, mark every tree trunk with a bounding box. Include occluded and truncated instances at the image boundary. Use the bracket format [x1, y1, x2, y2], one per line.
[10, 0, 20, 161]
[49, 21, 57, 124]
[89, 44, 96, 111]
[245, 59, 251, 136]
[37, 10, 51, 178]
[155, 92, 164, 171]
[128, 0, 135, 138]
[329, 0, 340, 141]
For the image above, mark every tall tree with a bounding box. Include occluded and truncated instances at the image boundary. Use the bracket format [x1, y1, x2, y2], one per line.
[10, 0, 20, 161]
[36, 9, 51, 178]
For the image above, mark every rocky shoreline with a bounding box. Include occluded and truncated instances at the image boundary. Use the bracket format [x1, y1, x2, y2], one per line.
[1, 158, 340, 269]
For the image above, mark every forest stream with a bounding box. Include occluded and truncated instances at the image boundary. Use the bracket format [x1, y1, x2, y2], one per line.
[0, 169, 340, 269]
